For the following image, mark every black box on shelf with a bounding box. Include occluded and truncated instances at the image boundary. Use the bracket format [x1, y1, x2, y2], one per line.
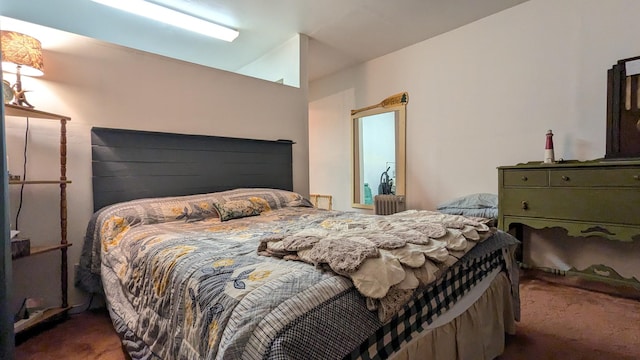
[11, 237, 30, 259]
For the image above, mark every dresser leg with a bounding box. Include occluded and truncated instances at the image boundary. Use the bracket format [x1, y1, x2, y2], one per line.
[508, 223, 524, 264]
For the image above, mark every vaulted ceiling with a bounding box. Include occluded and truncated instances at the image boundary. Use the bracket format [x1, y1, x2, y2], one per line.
[0, 0, 528, 81]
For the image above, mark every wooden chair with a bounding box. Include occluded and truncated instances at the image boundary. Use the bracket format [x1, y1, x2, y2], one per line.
[309, 194, 333, 210]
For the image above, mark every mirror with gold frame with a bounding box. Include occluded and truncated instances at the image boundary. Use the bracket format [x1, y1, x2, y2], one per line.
[351, 92, 407, 209]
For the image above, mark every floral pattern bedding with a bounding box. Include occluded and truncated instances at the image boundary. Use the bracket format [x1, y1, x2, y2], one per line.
[77, 188, 518, 360]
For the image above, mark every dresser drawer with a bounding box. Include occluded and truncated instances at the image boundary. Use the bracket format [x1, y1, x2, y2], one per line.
[501, 188, 640, 225]
[549, 168, 640, 187]
[502, 170, 548, 187]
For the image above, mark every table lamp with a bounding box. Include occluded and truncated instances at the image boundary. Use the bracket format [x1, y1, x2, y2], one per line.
[1, 30, 44, 108]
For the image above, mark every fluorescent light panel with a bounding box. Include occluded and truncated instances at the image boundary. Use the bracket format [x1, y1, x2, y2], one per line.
[92, 0, 239, 42]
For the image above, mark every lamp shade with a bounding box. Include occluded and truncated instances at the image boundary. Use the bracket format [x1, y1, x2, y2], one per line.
[1, 30, 44, 76]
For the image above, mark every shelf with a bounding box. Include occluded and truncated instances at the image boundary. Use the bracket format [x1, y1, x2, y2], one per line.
[14, 306, 71, 334]
[9, 180, 72, 185]
[12, 243, 72, 260]
[4, 104, 71, 121]
[7, 103, 72, 337]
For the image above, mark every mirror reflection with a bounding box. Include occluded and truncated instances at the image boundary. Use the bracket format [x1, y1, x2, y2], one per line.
[351, 93, 407, 209]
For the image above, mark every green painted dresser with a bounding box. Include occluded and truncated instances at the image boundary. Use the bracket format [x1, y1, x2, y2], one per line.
[498, 159, 640, 289]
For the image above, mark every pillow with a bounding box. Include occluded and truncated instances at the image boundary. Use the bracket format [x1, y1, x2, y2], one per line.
[213, 199, 263, 221]
[436, 193, 498, 210]
[94, 196, 219, 228]
[210, 188, 314, 211]
[173, 201, 219, 223]
[438, 207, 498, 218]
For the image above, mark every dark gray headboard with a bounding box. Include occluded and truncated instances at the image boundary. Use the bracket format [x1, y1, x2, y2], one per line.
[91, 127, 294, 212]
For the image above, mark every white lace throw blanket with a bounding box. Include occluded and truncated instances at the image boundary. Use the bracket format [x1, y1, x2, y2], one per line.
[258, 210, 494, 321]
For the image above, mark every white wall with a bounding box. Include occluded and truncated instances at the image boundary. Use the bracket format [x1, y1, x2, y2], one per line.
[237, 34, 302, 88]
[5, 23, 309, 311]
[310, 0, 640, 211]
[309, 0, 640, 280]
[308, 89, 354, 209]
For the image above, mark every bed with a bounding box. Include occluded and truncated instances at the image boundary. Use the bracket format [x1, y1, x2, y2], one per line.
[77, 128, 520, 360]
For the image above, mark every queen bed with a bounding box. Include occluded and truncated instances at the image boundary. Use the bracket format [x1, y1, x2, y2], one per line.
[77, 128, 520, 360]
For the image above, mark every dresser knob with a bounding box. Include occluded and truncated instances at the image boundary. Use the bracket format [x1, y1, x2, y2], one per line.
[561, 176, 570, 181]
[521, 176, 528, 181]
[521, 201, 528, 210]
[634, 175, 640, 181]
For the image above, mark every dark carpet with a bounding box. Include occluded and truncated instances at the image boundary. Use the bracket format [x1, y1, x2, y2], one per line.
[15, 274, 640, 359]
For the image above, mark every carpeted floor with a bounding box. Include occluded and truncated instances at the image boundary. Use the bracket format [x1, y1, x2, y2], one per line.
[499, 275, 640, 360]
[14, 275, 640, 360]
[15, 309, 127, 360]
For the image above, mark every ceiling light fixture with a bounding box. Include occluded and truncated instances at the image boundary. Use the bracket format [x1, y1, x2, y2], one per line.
[91, 0, 239, 42]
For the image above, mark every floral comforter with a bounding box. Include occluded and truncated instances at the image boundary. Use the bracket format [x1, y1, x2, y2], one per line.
[77, 188, 518, 360]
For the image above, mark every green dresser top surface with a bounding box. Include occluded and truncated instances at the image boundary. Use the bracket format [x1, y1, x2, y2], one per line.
[498, 159, 640, 170]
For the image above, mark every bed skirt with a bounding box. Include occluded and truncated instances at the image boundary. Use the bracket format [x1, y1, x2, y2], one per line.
[389, 271, 515, 360]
